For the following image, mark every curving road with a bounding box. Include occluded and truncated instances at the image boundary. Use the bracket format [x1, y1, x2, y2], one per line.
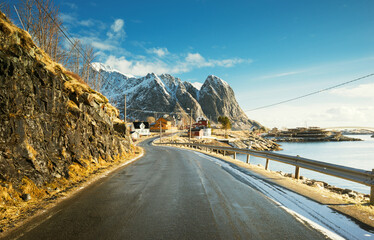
[4, 138, 329, 239]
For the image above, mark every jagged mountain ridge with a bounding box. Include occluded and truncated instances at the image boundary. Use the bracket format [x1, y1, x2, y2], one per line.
[90, 63, 262, 129]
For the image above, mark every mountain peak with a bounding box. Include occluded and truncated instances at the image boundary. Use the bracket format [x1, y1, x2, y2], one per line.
[88, 64, 262, 129]
[145, 72, 158, 79]
[205, 75, 229, 88]
[91, 62, 112, 72]
[90, 62, 135, 78]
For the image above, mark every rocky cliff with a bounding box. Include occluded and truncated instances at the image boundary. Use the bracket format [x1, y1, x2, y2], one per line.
[0, 12, 131, 191]
[90, 63, 262, 130]
[198, 75, 261, 129]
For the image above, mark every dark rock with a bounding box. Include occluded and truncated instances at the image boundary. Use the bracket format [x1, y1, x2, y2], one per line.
[198, 75, 262, 130]
[21, 194, 31, 201]
[0, 12, 132, 189]
[342, 188, 353, 194]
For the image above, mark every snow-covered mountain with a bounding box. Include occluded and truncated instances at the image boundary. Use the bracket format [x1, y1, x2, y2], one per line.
[89, 63, 262, 129]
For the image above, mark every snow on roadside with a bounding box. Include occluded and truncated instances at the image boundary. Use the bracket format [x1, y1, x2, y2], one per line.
[194, 151, 374, 240]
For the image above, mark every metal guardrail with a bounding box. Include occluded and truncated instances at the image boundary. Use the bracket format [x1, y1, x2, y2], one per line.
[156, 142, 374, 204]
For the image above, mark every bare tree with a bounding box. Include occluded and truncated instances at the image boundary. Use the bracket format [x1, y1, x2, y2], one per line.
[0, 1, 11, 19]
[146, 116, 156, 124]
[16, 0, 63, 62]
[81, 44, 95, 83]
[65, 38, 81, 74]
[14, 0, 98, 87]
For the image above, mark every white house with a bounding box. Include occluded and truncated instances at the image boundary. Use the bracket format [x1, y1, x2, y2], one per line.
[132, 122, 150, 136]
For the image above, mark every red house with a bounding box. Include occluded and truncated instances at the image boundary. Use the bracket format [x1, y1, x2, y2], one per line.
[193, 117, 208, 128]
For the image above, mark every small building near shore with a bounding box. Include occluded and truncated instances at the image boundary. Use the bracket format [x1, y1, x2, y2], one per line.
[188, 127, 212, 139]
[132, 121, 150, 136]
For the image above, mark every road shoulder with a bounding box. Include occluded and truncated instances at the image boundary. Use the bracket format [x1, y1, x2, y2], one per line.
[165, 144, 374, 229]
[0, 146, 144, 237]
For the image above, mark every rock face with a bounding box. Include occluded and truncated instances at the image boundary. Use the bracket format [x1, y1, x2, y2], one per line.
[198, 75, 261, 129]
[0, 12, 131, 188]
[90, 64, 262, 130]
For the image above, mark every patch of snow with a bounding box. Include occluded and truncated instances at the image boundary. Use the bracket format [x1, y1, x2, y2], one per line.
[194, 152, 374, 240]
[191, 82, 203, 90]
[207, 75, 230, 88]
[91, 62, 135, 78]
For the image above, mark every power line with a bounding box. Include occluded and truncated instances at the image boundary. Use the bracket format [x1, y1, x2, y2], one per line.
[32, 0, 117, 90]
[127, 108, 187, 115]
[244, 73, 374, 112]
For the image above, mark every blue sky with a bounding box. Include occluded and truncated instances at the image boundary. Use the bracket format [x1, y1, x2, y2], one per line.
[55, 0, 374, 128]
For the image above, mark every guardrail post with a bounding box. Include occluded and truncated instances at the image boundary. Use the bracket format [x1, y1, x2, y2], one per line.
[265, 159, 269, 170]
[295, 166, 300, 179]
[246, 154, 249, 164]
[234, 152, 237, 159]
[371, 169, 374, 205]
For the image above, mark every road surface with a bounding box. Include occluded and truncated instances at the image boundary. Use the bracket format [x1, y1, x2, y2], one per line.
[5, 138, 329, 239]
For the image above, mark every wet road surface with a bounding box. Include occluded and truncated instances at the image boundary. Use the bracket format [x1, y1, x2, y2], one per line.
[5, 138, 328, 239]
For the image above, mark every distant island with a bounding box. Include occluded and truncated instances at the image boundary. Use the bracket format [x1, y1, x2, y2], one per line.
[265, 127, 362, 142]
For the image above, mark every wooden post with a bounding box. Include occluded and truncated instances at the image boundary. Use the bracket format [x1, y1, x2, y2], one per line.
[371, 169, 374, 205]
[159, 121, 162, 143]
[189, 109, 192, 141]
[295, 166, 300, 179]
[246, 154, 249, 164]
[223, 150, 226, 156]
[234, 152, 237, 159]
[265, 159, 269, 170]
[124, 94, 126, 123]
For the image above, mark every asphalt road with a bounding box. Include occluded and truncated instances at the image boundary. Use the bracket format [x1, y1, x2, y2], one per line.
[4, 138, 328, 239]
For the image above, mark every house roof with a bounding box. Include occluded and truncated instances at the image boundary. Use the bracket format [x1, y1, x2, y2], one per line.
[133, 122, 150, 129]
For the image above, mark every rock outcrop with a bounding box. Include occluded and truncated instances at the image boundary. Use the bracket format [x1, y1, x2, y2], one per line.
[0, 12, 131, 189]
[198, 75, 262, 130]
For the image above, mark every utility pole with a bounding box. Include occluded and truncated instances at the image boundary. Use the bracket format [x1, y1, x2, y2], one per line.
[189, 109, 192, 141]
[124, 94, 127, 123]
[160, 119, 162, 142]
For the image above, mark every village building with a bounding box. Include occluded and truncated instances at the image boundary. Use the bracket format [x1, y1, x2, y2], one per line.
[193, 117, 208, 128]
[188, 128, 204, 138]
[132, 122, 150, 136]
[150, 116, 177, 132]
[188, 127, 212, 139]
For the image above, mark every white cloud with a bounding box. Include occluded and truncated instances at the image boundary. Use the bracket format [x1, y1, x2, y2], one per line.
[186, 53, 206, 63]
[107, 19, 126, 40]
[111, 19, 124, 32]
[91, 41, 115, 51]
[246, 103, 374, 129]
[79, 20, 95, 27]
[146, 47, 169, 57]
[184, 53, 250, 68]
[60, 13, 75, 23]
[60, 14, 249, 77]
[60, 13, 105, 29]
[104, 56, 170, 76]
[62, 2, 77, 9]
[103, 52, 250, 77]
[258, 71, 303, 80]
[330, 83, 374, 100]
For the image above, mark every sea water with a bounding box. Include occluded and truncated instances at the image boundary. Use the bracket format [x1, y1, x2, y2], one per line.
[236, 135, 374, 194]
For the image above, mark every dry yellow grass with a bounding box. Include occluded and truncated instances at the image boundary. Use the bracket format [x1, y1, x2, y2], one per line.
[0, 146, 142, 233]
[19, 177, 47, 200]
[66, 100, 80, 112]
